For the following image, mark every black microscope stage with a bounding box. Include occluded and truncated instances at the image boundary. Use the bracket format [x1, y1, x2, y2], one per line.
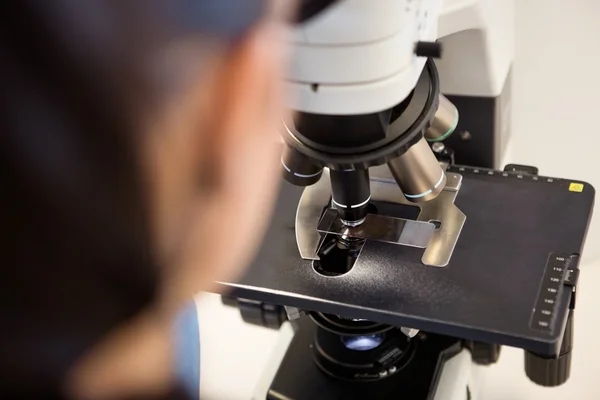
[218, 165, 594, 356]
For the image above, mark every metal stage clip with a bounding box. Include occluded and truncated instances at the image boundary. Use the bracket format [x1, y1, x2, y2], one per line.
[295, 167, 466, 267]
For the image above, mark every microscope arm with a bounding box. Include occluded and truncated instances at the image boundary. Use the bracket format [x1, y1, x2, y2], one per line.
[289, 0, 443, 115]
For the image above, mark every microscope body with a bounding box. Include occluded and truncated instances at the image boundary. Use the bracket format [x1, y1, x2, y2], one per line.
[282, 0, 514, 226]
[221, 1, 593, 399]
[272, 1, 515, 399]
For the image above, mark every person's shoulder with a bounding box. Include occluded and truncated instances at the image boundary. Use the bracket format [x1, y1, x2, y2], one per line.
[174, 302, 201, 400]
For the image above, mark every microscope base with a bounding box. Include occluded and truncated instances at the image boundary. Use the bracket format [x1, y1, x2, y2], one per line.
[253, 318, 486, 400]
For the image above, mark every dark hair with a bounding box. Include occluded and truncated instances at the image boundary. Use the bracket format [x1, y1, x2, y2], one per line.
[0, 1, 264, 397]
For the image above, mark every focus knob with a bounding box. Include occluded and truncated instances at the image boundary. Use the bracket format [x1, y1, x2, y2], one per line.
[525, 311, 573, 386]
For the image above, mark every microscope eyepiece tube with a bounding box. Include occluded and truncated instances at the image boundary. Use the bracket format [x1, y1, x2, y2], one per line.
[281, 145, 324, 186]
[329, 169, 370, 226]
[387, 137, 447, 203]
[425, 94, 459, 142]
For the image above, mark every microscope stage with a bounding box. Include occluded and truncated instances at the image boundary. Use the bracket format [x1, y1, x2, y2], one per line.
[218, 166, 594, 356]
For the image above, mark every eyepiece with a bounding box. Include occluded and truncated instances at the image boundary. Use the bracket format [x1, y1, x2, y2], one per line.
[425, 94, 459, 142]
[281, 145, 324, 186]
[387, 137, 447, 203]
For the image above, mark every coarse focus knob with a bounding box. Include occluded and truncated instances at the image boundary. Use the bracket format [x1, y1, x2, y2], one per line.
[238, 299, 288, 330]
[467, 342, 502, 366]
[525, 311, 573, 387]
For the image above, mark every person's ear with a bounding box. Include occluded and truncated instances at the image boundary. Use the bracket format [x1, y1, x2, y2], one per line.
[155, 20, 287, 299]
[194, 22, 285, 196]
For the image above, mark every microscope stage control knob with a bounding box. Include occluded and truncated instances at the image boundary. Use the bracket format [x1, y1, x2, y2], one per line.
[525, 350, 572, 387]
[525, 311, 574, 387]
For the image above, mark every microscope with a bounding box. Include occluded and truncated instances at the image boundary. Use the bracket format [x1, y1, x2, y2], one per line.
[219, 1, 595, 399]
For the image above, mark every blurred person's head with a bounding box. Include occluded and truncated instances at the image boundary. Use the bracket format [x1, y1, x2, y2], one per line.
[0, 1, 295, 398]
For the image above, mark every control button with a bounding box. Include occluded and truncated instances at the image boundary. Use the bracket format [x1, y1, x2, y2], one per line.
[503, 164, 539, 175]
[415, 41, 443, 58]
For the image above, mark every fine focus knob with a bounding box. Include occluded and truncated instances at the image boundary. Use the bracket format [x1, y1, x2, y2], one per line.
[525, 311, 573, 386]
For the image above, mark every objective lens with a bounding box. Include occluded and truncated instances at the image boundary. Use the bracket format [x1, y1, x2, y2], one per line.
[425, 94, 459, 142]
[387, 137, 447, 203]
[281, 145, 323, 186]
[341, 334, 385, 351]
[329, 169, 371, 225]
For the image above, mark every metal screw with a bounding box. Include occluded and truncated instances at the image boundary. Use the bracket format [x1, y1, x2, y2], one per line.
[431, 142, 445, 154]
[460, 130, 472, 141]
[401, 327, 420, 338]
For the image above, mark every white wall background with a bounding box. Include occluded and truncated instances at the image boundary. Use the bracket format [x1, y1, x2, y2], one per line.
[198, 1, 600, 398]
[509, 0, 600, 263]
[482, 1, 600, 398]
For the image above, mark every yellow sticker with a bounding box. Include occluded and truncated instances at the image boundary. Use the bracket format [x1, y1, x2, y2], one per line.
[569, 182, 584, 192]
